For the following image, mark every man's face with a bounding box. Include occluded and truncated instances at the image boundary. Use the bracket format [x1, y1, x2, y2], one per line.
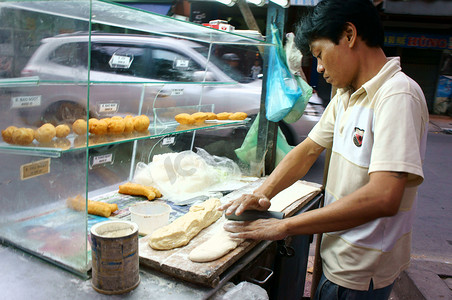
[310, 36, 355, 89]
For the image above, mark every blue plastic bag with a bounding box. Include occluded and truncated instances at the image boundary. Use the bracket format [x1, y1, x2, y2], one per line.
[265, 24, 302, 122]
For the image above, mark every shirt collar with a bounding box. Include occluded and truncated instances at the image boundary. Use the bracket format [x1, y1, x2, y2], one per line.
[362, 57, 402, 100]
[335, 57, 401, 109]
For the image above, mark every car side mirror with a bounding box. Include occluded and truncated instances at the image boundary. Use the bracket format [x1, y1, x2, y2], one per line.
[192, 71, 215, 82]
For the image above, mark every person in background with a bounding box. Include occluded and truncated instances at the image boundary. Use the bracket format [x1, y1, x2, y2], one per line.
[219, 0, 429, 299]
[250, 60, 262, 80]
[221, 53, 243, 82]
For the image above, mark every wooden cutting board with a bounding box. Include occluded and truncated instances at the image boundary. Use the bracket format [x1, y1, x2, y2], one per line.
[138, 180, 322, 287]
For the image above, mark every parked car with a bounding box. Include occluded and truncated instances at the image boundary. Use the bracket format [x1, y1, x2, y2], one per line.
[18, 32, 323, 144]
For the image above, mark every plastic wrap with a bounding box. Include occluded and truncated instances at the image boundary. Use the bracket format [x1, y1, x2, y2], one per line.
[133, 148, 242, 204]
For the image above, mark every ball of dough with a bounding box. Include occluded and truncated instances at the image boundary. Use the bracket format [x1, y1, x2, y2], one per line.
[55, 124, 70, 138]
[12, 128, 34, 145]
[175, 113, 195, 125]
[2, 126, 18, 144]
[89, 118, 108, 135]
[205, 112, 217, 120]
[123, 115, 134, 133]
[133, 115, 150, 132]
[107, 116, 125, 135]
[35, 123, 56, 143]
[216, 112, 232, 120]
[229, 112, 248, 120]
[72, 119, 87, 135]
[191, 112, 208, 124]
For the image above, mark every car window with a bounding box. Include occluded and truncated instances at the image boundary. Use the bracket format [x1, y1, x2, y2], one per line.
[90, 43, 151, 78]
[48, 42, 87, 67]
[150, 48, 204, 82]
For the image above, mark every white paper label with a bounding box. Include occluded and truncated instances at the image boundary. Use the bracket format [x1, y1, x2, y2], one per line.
[175, 59, 189, 68]
[98, 103, 119, 113]
[171, 89, 184, 96]
[162, 137, 175, 146]
[92, 154, 113, 166]
[11, 95, 41, 108]
[109, 54, 133, 68]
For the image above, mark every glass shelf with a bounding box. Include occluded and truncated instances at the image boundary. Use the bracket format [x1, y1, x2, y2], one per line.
[0, 119, 250, 157]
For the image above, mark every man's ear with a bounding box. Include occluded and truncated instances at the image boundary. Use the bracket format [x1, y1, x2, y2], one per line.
[344, 22, 357, 47]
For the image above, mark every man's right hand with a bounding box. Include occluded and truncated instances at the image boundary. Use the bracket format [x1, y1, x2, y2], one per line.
[218, 192, 271, 216]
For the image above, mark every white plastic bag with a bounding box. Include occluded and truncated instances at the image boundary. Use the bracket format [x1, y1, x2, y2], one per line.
[211, 281, 269, 300]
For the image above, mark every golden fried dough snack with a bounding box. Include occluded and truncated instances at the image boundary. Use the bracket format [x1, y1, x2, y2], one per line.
[118, 182, 162, 200]
[229, 112, 248, 120]
[205, 112, 217, 120]
[67, 194, 118, 218]
[175, 113, 195, 125]
[216, 112, 232, 120]
[35, 123, 56, 143]
[2, 126, 18, 144]
[72, 119, 87, 135]
[123, 115, 134, 133]
[191, 112, 209, 124]
[108, 116, 125, 135]
[12, 128, 34, 145]
[133, 115, 150, 132]
[55, 124, 71, 138]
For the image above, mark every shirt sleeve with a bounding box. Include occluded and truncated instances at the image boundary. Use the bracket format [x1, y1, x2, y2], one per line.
[308, 93, 339, 149]
[369, 89, 426, 186]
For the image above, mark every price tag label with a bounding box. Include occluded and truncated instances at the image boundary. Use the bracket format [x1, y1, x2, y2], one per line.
[175, 59, 189, 68]
[11, 95, 41, 108]
[171, 89, 184, 96]
[162, 137, 175, 145]
[109, 54, 133, 69]
[98, 103, 119, 113]
[20, 158, 50, 180]
[92, 154, 113, 167]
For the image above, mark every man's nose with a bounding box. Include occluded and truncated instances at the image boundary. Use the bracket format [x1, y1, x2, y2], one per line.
[317, 62, 325, 73]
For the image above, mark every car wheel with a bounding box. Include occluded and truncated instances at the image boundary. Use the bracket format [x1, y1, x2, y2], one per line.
[42, 100, 96, 126]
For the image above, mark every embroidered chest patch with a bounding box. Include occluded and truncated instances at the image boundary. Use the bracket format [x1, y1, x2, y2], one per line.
[353, 127, 365, 147]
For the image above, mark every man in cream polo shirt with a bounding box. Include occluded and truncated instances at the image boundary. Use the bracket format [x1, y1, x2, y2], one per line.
[220, 0, 429, 299]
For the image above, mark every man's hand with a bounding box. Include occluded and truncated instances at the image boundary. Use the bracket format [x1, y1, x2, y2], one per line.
[218, 193, 271, 216]
[224, 218, 288, 241]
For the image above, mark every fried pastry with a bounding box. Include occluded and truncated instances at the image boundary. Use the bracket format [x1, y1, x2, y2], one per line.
[133, 115, 150, 132]
[107, 116, 125, 135]
[191, 112, 209, 124]
[118, 182, 162, 200]
[55, 124, 71, 138]
[175, 113, 195, 125]
[123, 115, 134, 133]
[12, 128, 34, 145]
[229, 112, 248, 120]
[72, 119, 87, 135]
[2, 126, 18, 144]
[67, 194, 118, 218]
[216, 112, 232, 120]
[35, 123, 56, 143]
[205, 112, 217, 120]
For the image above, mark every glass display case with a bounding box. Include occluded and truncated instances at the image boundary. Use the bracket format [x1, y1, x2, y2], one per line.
[0, 0, 273, 276]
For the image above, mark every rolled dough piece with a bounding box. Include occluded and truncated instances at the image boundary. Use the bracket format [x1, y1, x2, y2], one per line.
[149, 198, 222, 250]
[189, 224, 244, 262]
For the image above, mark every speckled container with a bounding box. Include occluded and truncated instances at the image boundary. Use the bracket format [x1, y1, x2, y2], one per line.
[90, 220, 140, 294]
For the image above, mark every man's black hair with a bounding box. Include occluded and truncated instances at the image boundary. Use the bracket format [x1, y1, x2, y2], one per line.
[294, 0, 384, 56]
